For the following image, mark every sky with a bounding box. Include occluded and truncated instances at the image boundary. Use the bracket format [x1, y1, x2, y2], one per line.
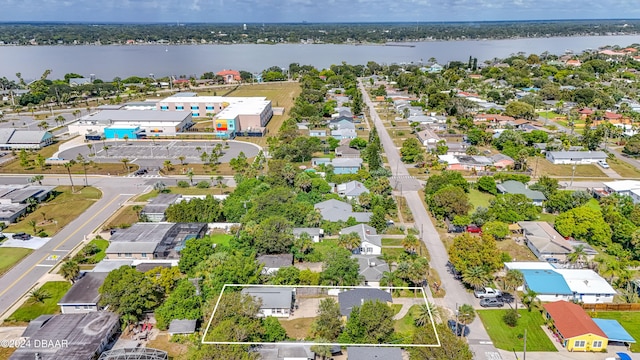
[0, 0, 639, 23]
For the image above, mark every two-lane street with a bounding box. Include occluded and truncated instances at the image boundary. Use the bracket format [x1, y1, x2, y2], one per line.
[360, 81, 503, 360]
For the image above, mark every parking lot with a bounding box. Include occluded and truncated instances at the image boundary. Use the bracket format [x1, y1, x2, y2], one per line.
[58, 140, 261, 168]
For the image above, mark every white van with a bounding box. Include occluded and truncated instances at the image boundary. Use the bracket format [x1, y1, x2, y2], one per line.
[597, 160, 610, 169]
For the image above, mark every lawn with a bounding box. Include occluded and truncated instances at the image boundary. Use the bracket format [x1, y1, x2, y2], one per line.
[81, 238, 109, 264]
[104, 205, 139, 230]
[5, 281, 71, 324]
[537, 213, 557, 224]
[608, 158, 640, 178]
[382, 247, 406, 259]
[530, 158, 606, 178]
[5, 186, 102, 237]
[305, 239, 339, 262]
[496, 240, 537, 261]
[210, 233, 233, 247]
[134, 185, 231, 202]
[584, 198, 601, 211]
[469, 188, 494, 209]
[477, 309, 557, 352]
[0, 248, 33, 276]
[278, 317, 315, 340]
[394, 305, 419, 334]
[589, 311, 640, 352]
[382, 238, 403, 246]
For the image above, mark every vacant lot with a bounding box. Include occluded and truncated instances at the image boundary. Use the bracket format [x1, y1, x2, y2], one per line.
[278, 317, 315, 340]
[5, 281, 71, 324]
[530, 158, 606, 178]
[478, 309, 557, 352]
[608, 158, 640, 178]
[6, 186, 102, 237]
[590, 311, 640, 352]
[0, 248, 33, 276]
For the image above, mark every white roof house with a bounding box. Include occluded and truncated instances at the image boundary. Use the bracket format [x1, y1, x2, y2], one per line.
[545, 151, 607, 165]
[603, 180, 640, 195]
[554, 269, 617, 303]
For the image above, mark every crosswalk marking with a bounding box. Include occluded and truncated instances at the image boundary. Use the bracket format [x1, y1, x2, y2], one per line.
[126, 174, 163, 178]
[391, 175, 416, 179]
[484, 352, 502, 360]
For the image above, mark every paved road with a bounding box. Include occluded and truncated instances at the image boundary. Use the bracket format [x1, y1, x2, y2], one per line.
[360, 81, 503, 360]
[0, 175, 149, 319]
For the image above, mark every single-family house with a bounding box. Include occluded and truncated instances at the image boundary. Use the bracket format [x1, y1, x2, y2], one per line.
[603, 180, 640, 200]
[347, 347, 403, 360]
[518, 221, 596, 262]
[11, 312, 119, 360]
[338, 288, 392, 318]
[427, 63, 444, 73]
[293, 227, 324, 243]
[546, 151, 608, 165]
[339, 224, 382, 255]
[257, 254, 294, 275]
[329, 117, 355, 130]
[216, 69, 241, 84]
[491, 153, 515, 169]
[57, 272, 108, 314]
[314, 199, 372, 222]
[309, 129, 326, 137]
[141, 193, 181, 222]
[255, 343, 316, 360]
[241, 287, 293, 318]
[330, 157, 363, 174]
[353, 254, 389, 287]
[168, 319, 198, 337]
[544, 301, 608, 352]
[69, 77, 92, 86]
[441, 141, 468, 155]
[336, 180, 369, 200]
[554, 269, 617, 303]
[497, 180, 546, 206]
[416, 128, 441, 146]
[441, 155, 493, 171]
[334, 144, 361, 158]
[331, 128, 357, 140]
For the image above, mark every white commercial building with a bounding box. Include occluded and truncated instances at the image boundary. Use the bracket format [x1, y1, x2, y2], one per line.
[70, 110, 193, 137]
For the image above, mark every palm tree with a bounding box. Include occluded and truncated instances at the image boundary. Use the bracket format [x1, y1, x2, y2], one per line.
[178, 155, 186, 165]
[28, 219, 37, 234]
[76, 154, 88, 186]
[402, 234, 420, 254]
[31, 174, 44, 185]
[567, 245, 587, 268]
[55, 115, 65, 127]
[120, 158, 131, 173]
[38, 121, 49, 131]
[60, 260, 80, 283]
[408, 257, 429, 294]
[87, 143, 93, 156]
[186, 169, 194, 185]
[415, 303, 442, 326]
[63, 160, 77, 193]
[216, 175, 225, 194]
[102, 145, 110, 157]
[293, 233, 313, 261]
[163, 160, 173, 172]
[462, 266, 490, 290]
[29, 288, 51, 304]
[521, 289, 541, 312]
[457, 304, 476, 325]
[123, 134, 129, 145]
[310, 341, 333, 360]
[337, 232, 361, 253]
[304, 210, 323, 228]
[503, 269, 524, 310]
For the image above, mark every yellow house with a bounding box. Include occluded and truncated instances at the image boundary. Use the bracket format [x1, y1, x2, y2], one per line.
[543, 301, 608, 352]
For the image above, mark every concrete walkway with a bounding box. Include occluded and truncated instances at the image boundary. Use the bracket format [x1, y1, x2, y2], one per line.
[392, 297, 425, 320]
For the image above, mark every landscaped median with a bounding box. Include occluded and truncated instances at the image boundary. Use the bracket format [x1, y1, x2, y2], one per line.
[477, 309, 557, 352]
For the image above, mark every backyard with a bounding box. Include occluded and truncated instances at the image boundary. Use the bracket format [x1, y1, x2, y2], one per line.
[0, 247, 33, 276]
[4, 281, 71, 324]
[477, 309, 557, 352]
[589, 311, 640, 352]
[469, 188, 494, 209]
[5, 186, 102, 237]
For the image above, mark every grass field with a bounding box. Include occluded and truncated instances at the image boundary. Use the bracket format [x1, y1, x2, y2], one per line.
[589, 311, 640, 352]
[83, 238, 109, 264]
[0, 247, 33, 276]
[478, 309, 557, 351]
[382, 247, 405, 259]
[531, 158, 606, 178]
[278, 317, 315, 340]
[210, 234, 233, 247]
[608, 158, 640, 178]
[5, 186, 102, 237]
[469, 188, 494, 209]
[160, 162, 237, 176]
[394, 305, 419, 334]
[104, 205, 139, 230]
[134, 185, 232, 202]
[584, 198, 602, 211]
[382, 238, 403, 247]
[5, 281, 71, 324]
[537, 213, 557, 223]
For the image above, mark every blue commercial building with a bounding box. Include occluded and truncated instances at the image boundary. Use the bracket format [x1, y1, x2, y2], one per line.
[104, 126, 144, 140]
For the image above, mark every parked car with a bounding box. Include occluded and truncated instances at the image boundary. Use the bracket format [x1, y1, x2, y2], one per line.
[466, 225, 482, 234]
[474, 287, 502, 299]
[597, 160, 610, 169]
[480, 298, 505, 307]
[447, 319, 469, 337]
[134, 169, 148, 176]
[13, 232, 32, 240]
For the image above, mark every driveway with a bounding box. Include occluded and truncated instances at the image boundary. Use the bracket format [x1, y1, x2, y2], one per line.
[0, 235, 51, 250]
[289, 296, 326, 320]
[360, 80, 503, 360]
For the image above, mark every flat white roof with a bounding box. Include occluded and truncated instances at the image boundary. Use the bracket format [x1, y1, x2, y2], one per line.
[603, 180, 640, 192]
[82, 110, 191, 122]
[438, 154, 459, 164]
[160, 96, 267, 103]
[216, 100, 271, 119]
[554, 269, 617, 295]
[504, 262, 556, 270]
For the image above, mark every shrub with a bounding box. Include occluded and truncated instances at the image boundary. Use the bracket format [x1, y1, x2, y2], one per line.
[37, 231, 48, 237]
[177, 180, 190, 188]
[196, 181, 210, 189]
[503, 309, 518, 327]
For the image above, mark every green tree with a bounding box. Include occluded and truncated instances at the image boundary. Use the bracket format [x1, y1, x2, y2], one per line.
[505, 100, 535, 119]
[250, 216, 294, 254]
[529, 175, 559, 197]
[462, 266, 491, 290]
[120, 158, 131, 173]
[567, 245, 588, 267]
[555, 206, 611, 246]
[424, 170, 469, 194]
[457, 304, 476, 325]
[60, 260, 80, 283]
[400, 137, 423, 163]
[311, 342, 333, 360]
[29, 287, 51, 304]
[402, 234, 420, 254]
[337, 231, 361, 253]
[339, 300, 394, 343]
[154, 279, 202, 330]
[410, 323, 473, 360]
[63, 160, 77, 193]
[321, 248, 361, 286]
[178, 236, 216, 275]
[428, 185, 472, 219]
[310, 298, 343, 341]
[369, 205, 387, 233]
[99, 266, 163, 319]
[521, 289, 541, 312]
[482, 221, 509, 240]
[477, 176, 497, 195]
[487, 193, 540, 223]
[269, 266, 301, 285]
[262, 317, 287, 342]
[623, 134, 640, 156]
[448, 233, 502, 274]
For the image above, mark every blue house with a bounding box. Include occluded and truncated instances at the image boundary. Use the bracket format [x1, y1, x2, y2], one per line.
[309, 129, 327, 137]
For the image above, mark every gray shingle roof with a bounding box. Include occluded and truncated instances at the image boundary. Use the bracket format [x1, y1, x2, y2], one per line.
[314, 200, 372, 223]
[497, 180, 546, 201]
[337, 181, 369, 197]
[257, 254, 293, 269]
[58, 272, 108, 305]
[346, 347, 402, 360]
[338, 288, 392, 317]
[168, 319, 197, 334]
[142, 193, 181, 214]
[241, 287, 293, 309]
[110, 222, 176, 243]
[340, 224, 382, 248]
[353, 255, 389, 283]
[293, 227, 322, 238]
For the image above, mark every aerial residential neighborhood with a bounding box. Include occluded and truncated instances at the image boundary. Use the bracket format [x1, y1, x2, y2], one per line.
[4, 34, 640, 360]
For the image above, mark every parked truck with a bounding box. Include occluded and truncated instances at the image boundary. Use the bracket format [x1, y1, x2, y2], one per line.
[474, 287, 502, 299]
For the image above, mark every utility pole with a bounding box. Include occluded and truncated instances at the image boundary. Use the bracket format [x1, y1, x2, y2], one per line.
[570, 165, 576, 188]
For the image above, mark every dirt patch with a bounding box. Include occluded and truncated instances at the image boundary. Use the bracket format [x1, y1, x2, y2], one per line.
[294, 262, 323, 272]
[146, 333, 189, 360]
[278, 317, 315, 340]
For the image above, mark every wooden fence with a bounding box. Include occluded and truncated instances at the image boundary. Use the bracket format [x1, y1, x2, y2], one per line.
[580, 303, 640, 311]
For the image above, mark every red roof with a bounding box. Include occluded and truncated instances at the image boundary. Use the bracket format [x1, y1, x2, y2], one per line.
[216, 69, 241, 80]
[578, 108, 593, 115]
[605, 111, 622, 119]
[543, 301, 606, 339]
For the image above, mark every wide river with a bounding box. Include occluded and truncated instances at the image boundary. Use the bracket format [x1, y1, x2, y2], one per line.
[1, 34, 640, 80]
